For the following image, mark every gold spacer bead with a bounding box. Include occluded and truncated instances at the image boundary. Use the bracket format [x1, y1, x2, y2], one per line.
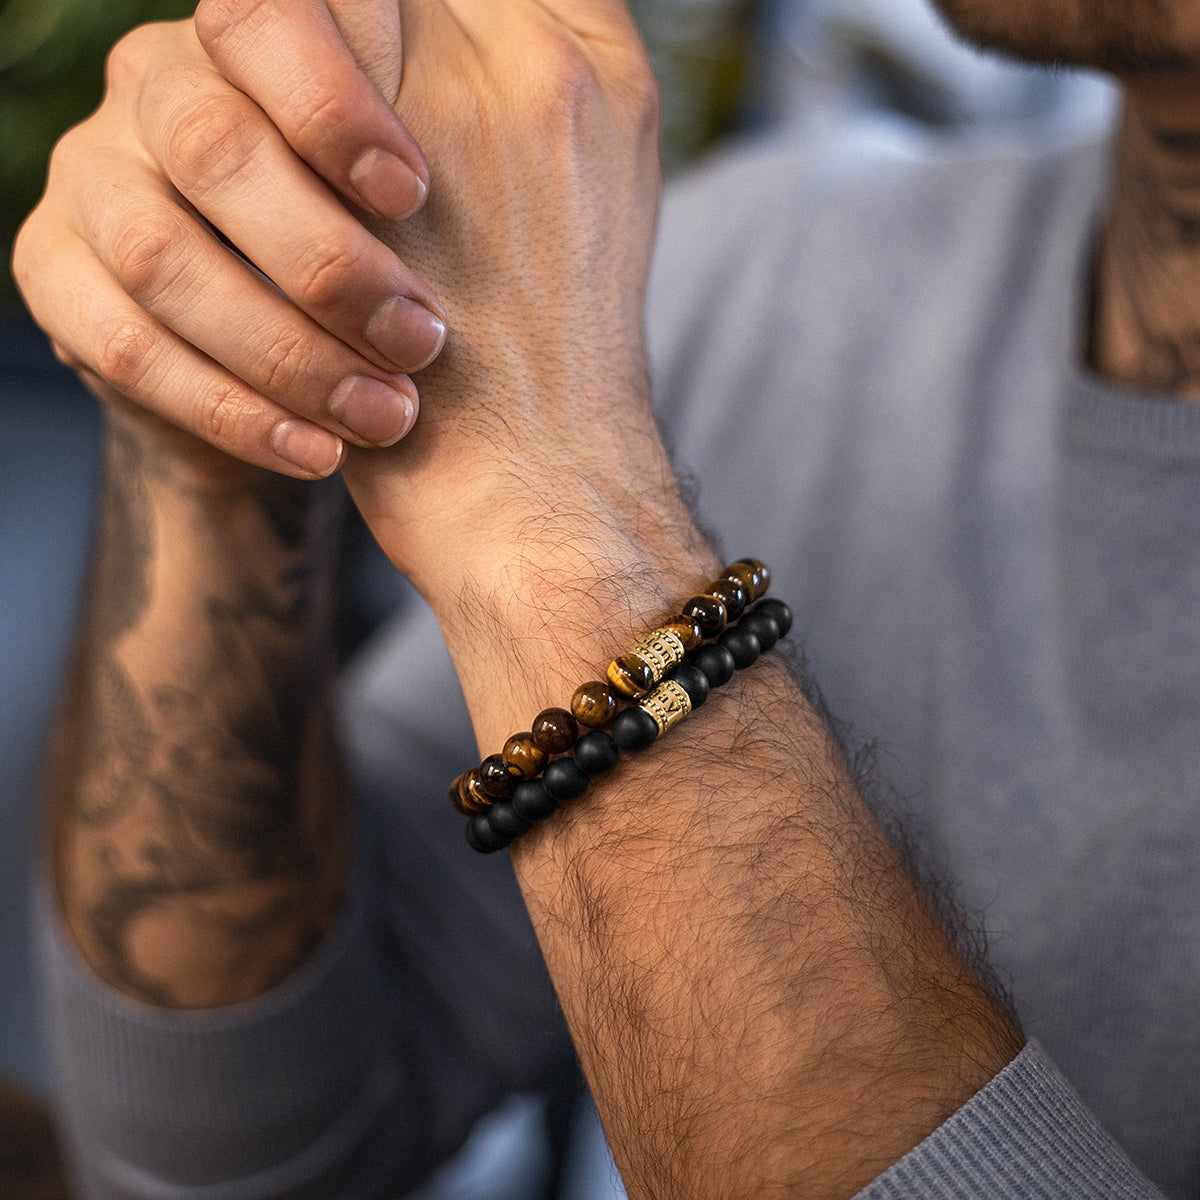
[639, 680, 693, 738]
[630, 628, 686, 683]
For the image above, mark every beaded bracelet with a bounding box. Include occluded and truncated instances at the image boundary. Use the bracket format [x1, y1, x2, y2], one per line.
[450, 559, 771, 816]
[457, 592, 793, 854]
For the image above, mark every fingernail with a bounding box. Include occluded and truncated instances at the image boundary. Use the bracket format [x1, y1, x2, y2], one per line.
[350, 148, 428, 221]
[271, 421, 344, 477]
[365, 297, 447, 372]
[328, 376, 417, 446]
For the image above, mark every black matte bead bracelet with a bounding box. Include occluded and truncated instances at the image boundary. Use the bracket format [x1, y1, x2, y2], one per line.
[462, 594, 793, 854]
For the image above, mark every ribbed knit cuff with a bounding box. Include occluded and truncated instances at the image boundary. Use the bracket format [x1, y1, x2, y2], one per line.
[857, 1042, 1166, 1199]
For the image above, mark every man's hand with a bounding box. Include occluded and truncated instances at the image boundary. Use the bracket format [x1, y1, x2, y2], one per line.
[13, 0, 445, 480]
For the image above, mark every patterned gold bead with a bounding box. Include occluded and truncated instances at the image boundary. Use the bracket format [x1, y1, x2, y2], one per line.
[639, 680, 693, 737]
[630, 628, 686, 682]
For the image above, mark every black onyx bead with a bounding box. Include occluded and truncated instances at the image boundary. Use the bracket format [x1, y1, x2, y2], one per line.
[479, 753, 518, 799]
[613, 705, 658, 751]
[466, 813, 508, 854]
[543, 756, 590, 800]
[681, 594, 728, 639]
[573, 730, 620, 775]
[669, 664, 711, 708]
[741, 608, 781, 652]
[693, 643, 736, 688]
[719, 624, 761, 669]
[531, 707, 579, 754]
[512, 779, 559, 822]
[757, 598, 793, 637]
[706, 577, 748, 622]
[487, 801, 531, 840]
[571, 680, 618, 727]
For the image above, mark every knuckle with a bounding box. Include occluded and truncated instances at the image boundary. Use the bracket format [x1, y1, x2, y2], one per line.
[259, 328, 315, 397]
[104, 24, 153, 93]
[10, 213, 41, 300]
[164, 90, 263, 195]
[109, 210, 189, 304]
[535, 36, 602, 117]
[95, 315, 160, 395]
[291, 237, 368, 311]
[286, 83, 356, 157]
[198, 383, 253, 451]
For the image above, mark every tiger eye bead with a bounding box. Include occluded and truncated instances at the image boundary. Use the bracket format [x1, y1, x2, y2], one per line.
[502, 733, 548, 780]
[571, 681, 618, 727]
[531, 707, 579, 754]
[734, 557, 771, 600]
[451, 769, 491, 815]
[479, 753, 519, 799]
[707, 577, 748, 622]
[661, 615, 703, 652]
[681, 594, 728, 639]
[720, 562, 757, 599]
[607, 653, 655, 699]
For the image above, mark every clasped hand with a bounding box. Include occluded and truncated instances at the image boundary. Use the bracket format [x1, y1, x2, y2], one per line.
[14, 0, 664, 581]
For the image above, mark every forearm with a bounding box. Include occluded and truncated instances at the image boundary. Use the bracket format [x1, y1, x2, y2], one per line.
[49, 407, 349, 1008]
[378, 461, 1022, 1200]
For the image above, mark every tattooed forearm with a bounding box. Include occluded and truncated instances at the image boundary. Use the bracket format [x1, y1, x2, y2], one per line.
[50, 417, 348, 1007]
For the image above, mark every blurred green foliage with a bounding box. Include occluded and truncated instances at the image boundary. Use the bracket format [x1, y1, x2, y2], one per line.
[0, 0, 762, 304]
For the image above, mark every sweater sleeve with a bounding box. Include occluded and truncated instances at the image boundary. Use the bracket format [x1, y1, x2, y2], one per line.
[37, 873, 422, 1200]
[855, 1042, 1168, 1200]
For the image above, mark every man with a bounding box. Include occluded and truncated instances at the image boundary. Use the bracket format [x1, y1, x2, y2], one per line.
[12, 0, 1199, 1195]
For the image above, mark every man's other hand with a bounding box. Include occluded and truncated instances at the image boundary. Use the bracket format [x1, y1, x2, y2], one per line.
[13, 1, 446, 480]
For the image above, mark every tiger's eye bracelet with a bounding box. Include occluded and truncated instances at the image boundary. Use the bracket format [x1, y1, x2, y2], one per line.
[449, 559, 791, 854]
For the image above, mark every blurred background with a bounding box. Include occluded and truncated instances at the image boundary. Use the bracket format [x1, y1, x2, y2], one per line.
[0, 0, 1113, 1195]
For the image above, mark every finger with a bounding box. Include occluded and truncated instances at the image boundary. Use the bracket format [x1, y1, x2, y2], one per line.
[22, 225, 345, 480]
[133, 62, 446, 377]
[195, 0, 424, 222]
[73, 150, 421, 448]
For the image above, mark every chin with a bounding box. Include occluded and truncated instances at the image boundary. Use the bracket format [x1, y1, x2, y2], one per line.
[929, 0, 1199, 74]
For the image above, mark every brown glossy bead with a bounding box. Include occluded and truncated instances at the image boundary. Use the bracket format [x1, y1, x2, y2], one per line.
[531, 707, 578, 754]
[681, 594, 728, 639]
[451, 769, 491, 815]
[706, 577, 748, 622]
[720, 562, 757, 599]
[661, 615, 703, 652]
[607, 653, 655, 699]
[571, 681, 618, 727]
[479, 753, 519, 799]
[734, 557, 771, 600]
[502, 733, 548, 780]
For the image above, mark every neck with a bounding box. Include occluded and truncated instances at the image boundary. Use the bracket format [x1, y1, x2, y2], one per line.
[1092, 73, 1200, 401]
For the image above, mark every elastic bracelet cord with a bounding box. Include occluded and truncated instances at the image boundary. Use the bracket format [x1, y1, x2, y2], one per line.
[450, 560, 792, 854]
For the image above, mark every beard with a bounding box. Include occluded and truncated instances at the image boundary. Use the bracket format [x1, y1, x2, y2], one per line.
[929, 0, 1196, 74]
